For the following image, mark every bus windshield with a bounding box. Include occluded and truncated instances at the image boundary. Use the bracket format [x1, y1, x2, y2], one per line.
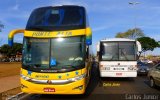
[101, 42, 136, 61]
[22, 36, 86, 72]
[26, 6, 85, 31]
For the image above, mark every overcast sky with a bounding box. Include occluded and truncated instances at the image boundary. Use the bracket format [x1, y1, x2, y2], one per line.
[0, 0, 160, 55]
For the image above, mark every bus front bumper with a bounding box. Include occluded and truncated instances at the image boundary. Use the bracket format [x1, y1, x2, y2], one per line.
[100, 71, 137, 77]
[21, 78, 86, 94]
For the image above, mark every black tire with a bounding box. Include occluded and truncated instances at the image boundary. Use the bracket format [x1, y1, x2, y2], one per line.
[150, 78, 156, 88]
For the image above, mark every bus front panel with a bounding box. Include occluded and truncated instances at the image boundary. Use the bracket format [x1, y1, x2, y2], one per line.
[21, 68, 87, 94]
[99, 41, 138, 77]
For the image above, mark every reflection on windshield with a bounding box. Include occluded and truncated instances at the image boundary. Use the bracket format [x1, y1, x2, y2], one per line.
[23, 38, 50, 68]
[51, 37, 85, 69]
[101, 43, 118, 60]
[101, 42, 136, 61]
[22, 37, 85, 72]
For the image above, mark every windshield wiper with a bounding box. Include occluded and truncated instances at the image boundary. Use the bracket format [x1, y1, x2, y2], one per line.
[59, 63, 84, 69]
[60, 64, 78, 69]
[23, 64, 41, 68]
[34, 64, 41, 67]
[120, 49, 129, 60]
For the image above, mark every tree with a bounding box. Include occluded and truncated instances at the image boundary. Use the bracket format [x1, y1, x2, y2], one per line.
[115, 28, 145, 39]
[0, 21, 4, 44]
[0, 44, 11, 56]
[0, 21, 4, 32]
[137, 37, 159, 56]
[146, 55, 153, 60]
[0, 43, 22, 57]
[115, 32, 124, 38]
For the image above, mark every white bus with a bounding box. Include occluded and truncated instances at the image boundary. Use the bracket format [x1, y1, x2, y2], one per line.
[97, 38, 142, 77]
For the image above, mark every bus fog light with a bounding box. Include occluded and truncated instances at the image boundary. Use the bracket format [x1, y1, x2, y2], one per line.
[73, 85, 83, 90]
[21, 84, 28, 88]
[79, 85, 83, 90]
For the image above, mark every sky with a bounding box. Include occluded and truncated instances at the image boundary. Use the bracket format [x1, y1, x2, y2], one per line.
[0, 0, 160, 55]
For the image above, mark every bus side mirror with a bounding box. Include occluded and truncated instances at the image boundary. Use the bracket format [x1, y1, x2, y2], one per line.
[136, 51, 142, 60]
[136, 41, 142, 59]
[8, 29, 25, 46]
[136, 41, 142, 52]
[136, 54, 139, 60]
[86, 28, 92, 45]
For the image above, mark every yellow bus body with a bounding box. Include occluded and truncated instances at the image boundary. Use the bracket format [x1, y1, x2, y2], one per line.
[9, 27, 92, 94]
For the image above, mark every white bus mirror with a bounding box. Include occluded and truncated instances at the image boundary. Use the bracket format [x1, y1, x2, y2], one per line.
[8, 29, 25, 46]
[136, 41, 142, 52]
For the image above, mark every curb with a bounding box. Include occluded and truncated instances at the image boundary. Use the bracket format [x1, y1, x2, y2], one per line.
[7, 92, 27, 100]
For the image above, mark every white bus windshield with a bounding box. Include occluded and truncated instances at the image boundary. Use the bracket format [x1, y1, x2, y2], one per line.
[101, 42, 136, 61]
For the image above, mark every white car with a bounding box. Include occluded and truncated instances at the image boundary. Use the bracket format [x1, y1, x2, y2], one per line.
[148, 63, 160, 88]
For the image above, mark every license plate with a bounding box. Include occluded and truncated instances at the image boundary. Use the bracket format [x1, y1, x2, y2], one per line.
[116, 73, 122, 76]
[140, 70, 146, 72]
[44, 88, 55, 92]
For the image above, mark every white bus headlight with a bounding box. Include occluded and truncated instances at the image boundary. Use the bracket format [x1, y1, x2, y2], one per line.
[100, 67, 105, 70]
[100, 65, 110, 70]
[128, 65, 137, 71]
[105, 67, 110, 70]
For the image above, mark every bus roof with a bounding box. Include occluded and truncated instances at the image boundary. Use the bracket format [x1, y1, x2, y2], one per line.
[36, 5, 85, 10]
[100, 38, 136, 42]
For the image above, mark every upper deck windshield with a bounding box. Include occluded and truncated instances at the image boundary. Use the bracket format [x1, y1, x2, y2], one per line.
[100, 41, 136, 61]
[26, 6, 86, 31]
[22, 36, 86, 73]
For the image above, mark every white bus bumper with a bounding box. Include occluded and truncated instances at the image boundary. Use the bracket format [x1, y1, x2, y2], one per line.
[100, 71, 137, 77]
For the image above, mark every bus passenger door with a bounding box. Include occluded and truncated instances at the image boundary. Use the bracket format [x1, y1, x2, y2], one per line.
[85, 46, 91, 84]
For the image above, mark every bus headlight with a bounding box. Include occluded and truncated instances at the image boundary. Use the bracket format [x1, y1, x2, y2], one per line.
[21, 74, 31, 81]
[128, 65, 137, 71]
[105, 67, 110, 70]
[68, 73, 86, 82]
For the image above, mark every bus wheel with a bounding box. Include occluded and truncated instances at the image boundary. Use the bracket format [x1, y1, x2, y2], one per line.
[87, 67, 91, 85]
[150, 78, 155, 88]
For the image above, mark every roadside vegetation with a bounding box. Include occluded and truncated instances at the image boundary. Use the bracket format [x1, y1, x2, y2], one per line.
[115, 28, 160, 57]
[0, 43, 22, 62]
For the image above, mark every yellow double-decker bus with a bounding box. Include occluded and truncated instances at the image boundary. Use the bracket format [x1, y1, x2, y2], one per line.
[8, 5, 92, 94]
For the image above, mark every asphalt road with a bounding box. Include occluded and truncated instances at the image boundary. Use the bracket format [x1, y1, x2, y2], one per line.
[19, 63, 160, 100]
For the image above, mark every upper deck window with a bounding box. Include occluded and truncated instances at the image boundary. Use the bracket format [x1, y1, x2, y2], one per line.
[26, 6, 86, 31]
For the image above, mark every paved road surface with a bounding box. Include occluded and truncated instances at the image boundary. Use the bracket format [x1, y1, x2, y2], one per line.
[18, 63, 160, 100]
